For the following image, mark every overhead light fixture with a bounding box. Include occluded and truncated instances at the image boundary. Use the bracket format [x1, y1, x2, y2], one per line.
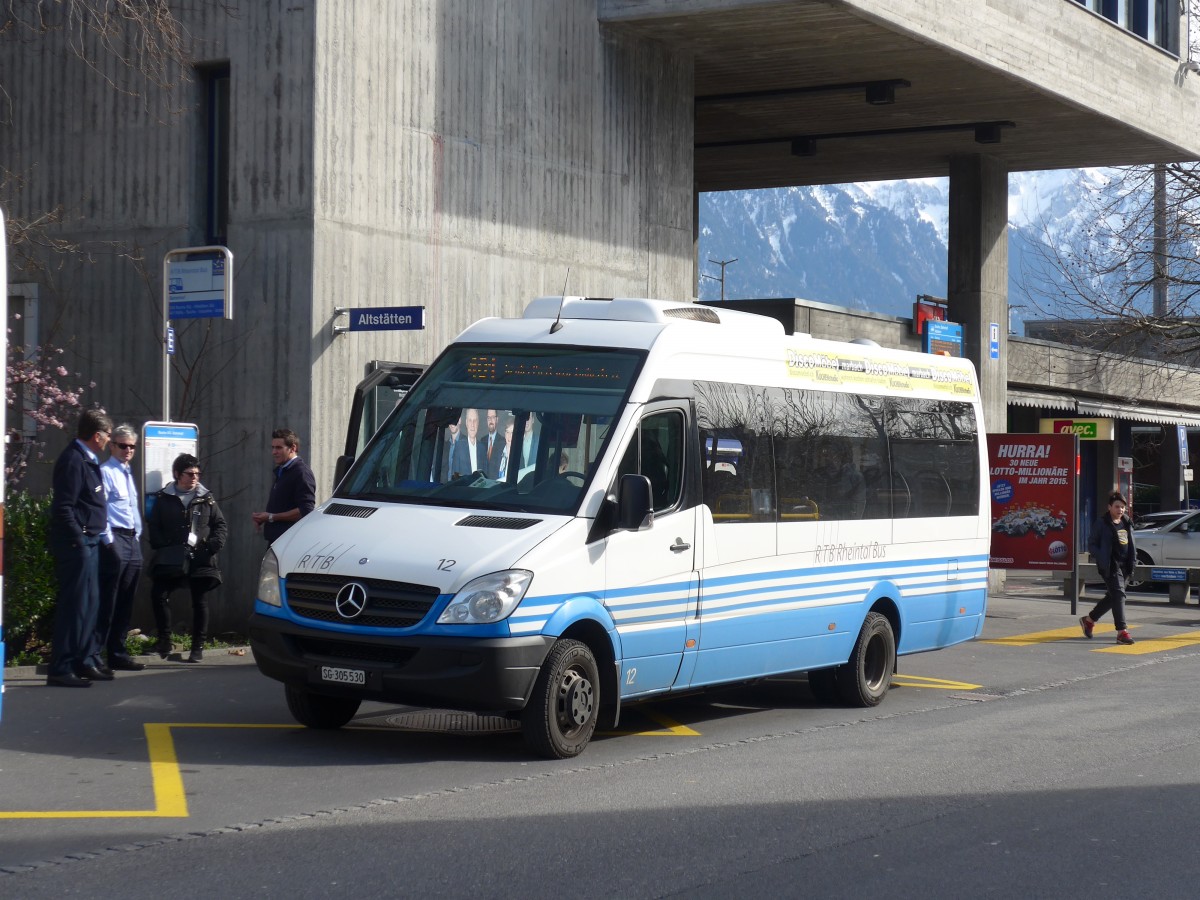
[698, 121, 1015, 152]
[696, 79, 910, 107]
[864, 82, 896, 105]
[974, 123, 1003, 144]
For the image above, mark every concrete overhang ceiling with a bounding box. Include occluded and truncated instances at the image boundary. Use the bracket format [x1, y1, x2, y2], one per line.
[600, 1, 1200, 191]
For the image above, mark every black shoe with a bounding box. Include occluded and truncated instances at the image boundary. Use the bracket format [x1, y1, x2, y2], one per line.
[47, 673, 93, 688]
[155, 638, 172, 659]
[185, 649, 203, 664]
[109, 656, 146, 671]
[76, 665, 115, 682]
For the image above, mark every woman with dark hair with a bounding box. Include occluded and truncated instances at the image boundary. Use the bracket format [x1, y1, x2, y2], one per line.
[146, 453, 227, 662]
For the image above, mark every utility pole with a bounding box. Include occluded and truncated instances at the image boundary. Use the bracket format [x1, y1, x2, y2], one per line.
[701, 257, 738, 301]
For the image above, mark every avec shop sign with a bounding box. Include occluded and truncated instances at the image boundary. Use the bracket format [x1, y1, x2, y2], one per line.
[1038, 417, 1115, 441]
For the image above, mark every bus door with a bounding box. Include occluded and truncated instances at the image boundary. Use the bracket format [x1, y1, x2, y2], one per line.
[604, 404, 698, 698]
[335, 361, 425, 486]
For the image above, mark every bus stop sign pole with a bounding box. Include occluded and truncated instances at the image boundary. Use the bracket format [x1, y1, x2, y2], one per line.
[162, 246, 233, 421]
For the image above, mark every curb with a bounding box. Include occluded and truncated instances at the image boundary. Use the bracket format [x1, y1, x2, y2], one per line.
[3, 647, 254, 678]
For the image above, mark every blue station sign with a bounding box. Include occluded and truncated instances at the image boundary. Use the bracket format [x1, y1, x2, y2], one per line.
[347, 306, 425, 332]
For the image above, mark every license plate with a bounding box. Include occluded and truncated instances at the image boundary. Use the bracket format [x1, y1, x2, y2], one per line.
[320, 665, 365, 686]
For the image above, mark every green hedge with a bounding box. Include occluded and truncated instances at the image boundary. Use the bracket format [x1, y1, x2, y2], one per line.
[3, 490, 57, 665]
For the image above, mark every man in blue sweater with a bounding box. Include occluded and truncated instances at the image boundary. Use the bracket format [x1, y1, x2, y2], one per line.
[252, 428, 317, 544]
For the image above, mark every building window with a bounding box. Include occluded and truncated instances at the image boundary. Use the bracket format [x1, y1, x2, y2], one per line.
[199, 63, 230, 245]
[1073, 0, 1180, 55]
[6, 282, 41, 445]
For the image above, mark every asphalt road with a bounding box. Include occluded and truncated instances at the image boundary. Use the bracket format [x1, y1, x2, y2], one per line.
[4, 580, 1200, 898]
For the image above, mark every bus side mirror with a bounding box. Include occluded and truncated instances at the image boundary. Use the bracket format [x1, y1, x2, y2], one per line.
[617, 474, 653, 531]
[333, 454, 354, 489]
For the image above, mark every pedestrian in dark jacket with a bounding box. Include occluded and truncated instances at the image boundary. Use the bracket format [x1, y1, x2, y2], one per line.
[46, 409, 114, 687]
[1081, 490, 1137, 645]
[146, 453, 227, 662]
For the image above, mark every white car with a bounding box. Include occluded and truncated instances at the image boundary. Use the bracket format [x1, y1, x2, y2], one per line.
[1130, 509, 1200, 585]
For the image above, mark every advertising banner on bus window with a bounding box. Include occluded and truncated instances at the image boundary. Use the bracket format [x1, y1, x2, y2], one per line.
[987, 433, 1077, 570]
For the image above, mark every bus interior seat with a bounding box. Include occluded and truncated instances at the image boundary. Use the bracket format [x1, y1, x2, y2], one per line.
[911, 470, 952, 517]
[642, 435, 671, 508]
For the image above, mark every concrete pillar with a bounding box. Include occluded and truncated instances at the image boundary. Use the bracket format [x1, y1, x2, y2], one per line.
[947, 154, 1009, 435]
[947, 154, 1008, 593]
[1160, 424, 1186, 511]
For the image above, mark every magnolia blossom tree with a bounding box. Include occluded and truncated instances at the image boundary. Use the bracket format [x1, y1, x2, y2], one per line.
[5, 325, 94, 486]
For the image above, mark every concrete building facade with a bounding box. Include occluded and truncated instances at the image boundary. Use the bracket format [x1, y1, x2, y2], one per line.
[3, 0, 1200, 628]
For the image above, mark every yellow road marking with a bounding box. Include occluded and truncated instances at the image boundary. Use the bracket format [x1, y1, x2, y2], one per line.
[606, 707, 701, 737]
[892, 674, 982, 690]
[981, 623, 1122, 646]
[0, 710, 699, 820]
[1094, 629, 1200, 655]
[0, 723, 293, 820]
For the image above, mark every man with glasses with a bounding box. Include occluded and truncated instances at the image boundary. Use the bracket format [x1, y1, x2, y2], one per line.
[97, 424, 146, 672]
[47, 409, 114, 687]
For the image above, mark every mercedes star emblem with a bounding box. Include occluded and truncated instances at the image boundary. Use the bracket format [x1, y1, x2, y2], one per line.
[334, 581, 369, 619]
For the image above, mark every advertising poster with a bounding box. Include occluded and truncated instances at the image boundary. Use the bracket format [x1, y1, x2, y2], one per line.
[142, 422, 199, 518]
[987, 433, 1077, 570]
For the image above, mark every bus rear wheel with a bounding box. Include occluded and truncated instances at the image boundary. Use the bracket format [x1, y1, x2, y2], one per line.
[521, 639, 599, 759]
[285, 685, 361, 729]
[836, 612, 895, 707]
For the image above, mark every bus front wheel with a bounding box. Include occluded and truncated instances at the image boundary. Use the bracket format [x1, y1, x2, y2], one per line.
[521, 639, 599, 759]
[836, 612, 895, 708]
[285, 685, 361, 729]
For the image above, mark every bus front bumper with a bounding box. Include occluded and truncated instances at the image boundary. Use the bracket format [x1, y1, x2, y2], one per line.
[248, 613, 553, 713]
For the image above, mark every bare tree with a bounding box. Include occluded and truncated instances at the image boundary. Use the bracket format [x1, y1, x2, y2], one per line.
[1, 1, 198, 267]
[1018, 162, 1200, 355]
[1016, 5, 1200, 360]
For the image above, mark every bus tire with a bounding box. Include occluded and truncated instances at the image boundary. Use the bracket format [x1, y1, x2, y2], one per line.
[807, 667, 840, 704]
[521, 639, 599, 759]
[836, 612, 895, 708]
[285, 684, 361, 729]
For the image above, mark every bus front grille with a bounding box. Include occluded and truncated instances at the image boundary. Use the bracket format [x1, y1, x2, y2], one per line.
[285, 573, 440, 629]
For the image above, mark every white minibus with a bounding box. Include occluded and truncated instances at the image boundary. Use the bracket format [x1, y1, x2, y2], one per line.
[250, 297, 990, 758]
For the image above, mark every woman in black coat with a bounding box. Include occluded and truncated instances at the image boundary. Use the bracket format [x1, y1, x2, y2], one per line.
[146, 453, 228, 662]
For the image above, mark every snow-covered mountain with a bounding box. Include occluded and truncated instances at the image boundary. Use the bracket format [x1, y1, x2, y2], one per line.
[697, 169, 1161, 334]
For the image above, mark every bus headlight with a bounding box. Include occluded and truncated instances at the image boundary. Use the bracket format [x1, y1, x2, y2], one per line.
[257, 549, 283, 607]
[438, 570, 533, 624]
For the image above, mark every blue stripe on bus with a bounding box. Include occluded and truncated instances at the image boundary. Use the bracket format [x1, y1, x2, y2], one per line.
[518, 553, 991, 610]
[513, 554, 990, 632]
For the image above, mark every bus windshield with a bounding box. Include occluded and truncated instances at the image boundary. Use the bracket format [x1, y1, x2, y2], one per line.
[337, 344, 645, 514]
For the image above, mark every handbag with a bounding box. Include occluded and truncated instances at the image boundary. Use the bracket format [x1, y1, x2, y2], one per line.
[152, 543, 192, 578]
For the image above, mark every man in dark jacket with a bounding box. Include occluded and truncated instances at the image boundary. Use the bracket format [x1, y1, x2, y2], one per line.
[47, 409, 114, 687]
[251, 428, 317, 543]
[1082, 490, 1137, 645]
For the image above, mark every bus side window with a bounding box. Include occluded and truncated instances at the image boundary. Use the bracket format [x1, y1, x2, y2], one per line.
[885, 399, 979, 518]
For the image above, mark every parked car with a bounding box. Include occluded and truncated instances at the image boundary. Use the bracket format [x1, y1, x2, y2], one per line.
[1129, 509, 1200, 587]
